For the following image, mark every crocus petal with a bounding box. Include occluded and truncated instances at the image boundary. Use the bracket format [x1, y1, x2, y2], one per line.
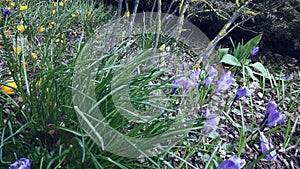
[202, 113, 219, 134]
[207, 66, 218, 78]
[249, 46, 259, 59]
[9, 158, 32, 169]
[266, 111, 286, 127]
[215, 72, 235, 92]
[203, 77, 212, 86]
[189, 69, 201, 83]
[217, 155, 246, 169]
[235, 87, 250, 100]
[266, 101, 277, 117]
[259, 132, 277, 160]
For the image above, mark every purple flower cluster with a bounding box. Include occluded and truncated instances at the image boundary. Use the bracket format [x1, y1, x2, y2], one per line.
[1, 8, 13, 17]
[217, 155, 246, 169]
[171, 69, 201, 94]
[9, 158, 32, 169]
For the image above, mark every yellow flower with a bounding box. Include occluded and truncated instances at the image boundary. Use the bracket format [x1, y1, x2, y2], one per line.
[10, 2, 15, 8]
[59, 2, 64, 6]
[17, 25, 26, 33]
[36, 78, 42, 87]
[13, 46, 21, 55]
[52, 10, 56, 14]
[86, 11, 91, 16]
[53, 2, 57, 7]
[4, 29, 11, 35]
[123, 10, 130, 18]
[159, 44, 166, 51]
[37, 27, 45, 33]
[20, 5, 28, 11]
[17, 96, 23, 102]
[31, 53, 38, 60]
[0, 81, 17, 95]
[71, 13, 76, 18]
[48, 22, 56, 29]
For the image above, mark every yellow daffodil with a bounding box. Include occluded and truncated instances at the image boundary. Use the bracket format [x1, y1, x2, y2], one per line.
[0, 81, 17, 95]
[4, 29, 11, 35]
[17, 25, 26, 33]
[20, 5, 28, 11]
[31, 53, 38, 60]
[71, 13, 76, 18]
[86, 11, 91, 16]
[37, 27, 45, 33]
[59, 2, 64, 6]
[52, 10, 56, 14]
[13, 46, 21, 55]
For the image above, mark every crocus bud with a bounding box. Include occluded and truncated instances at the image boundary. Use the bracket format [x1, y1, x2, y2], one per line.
[207, 66, 218, 78]
[266, 101, 277, 117]
[259, 132, 277, 160]
[249, 46, 259, 59]
[202, 110, 220, 134]
[235, 87, 250, 100]
[263, 101, 286, 127]
[9, 158, 32, 169]
[217, 155, 246, 169]
[203, 77, 212, 86]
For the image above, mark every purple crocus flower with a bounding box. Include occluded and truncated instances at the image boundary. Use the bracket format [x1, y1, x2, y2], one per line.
[259, 132, 277, 160]
[266, 101, 277, 117]
[249, 46, 259, 60]
[202, 110, 220, 134]
[171, 69, 200, 94]
[263, 101, 286, 127]
[235, 87, 250, 100]
[203, 77, 212, 86]
[202, 66, 218, 86]
[1, 8, 13, 17]
[217, 155, 246, 169]
[9, 158, 32, 169]
[215, 71, 235, 92]
[266, 110, 286, 127]
[207, 66, 218, 78]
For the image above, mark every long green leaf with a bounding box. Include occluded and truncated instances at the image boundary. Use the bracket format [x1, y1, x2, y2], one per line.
[220, 54, 241, 66]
